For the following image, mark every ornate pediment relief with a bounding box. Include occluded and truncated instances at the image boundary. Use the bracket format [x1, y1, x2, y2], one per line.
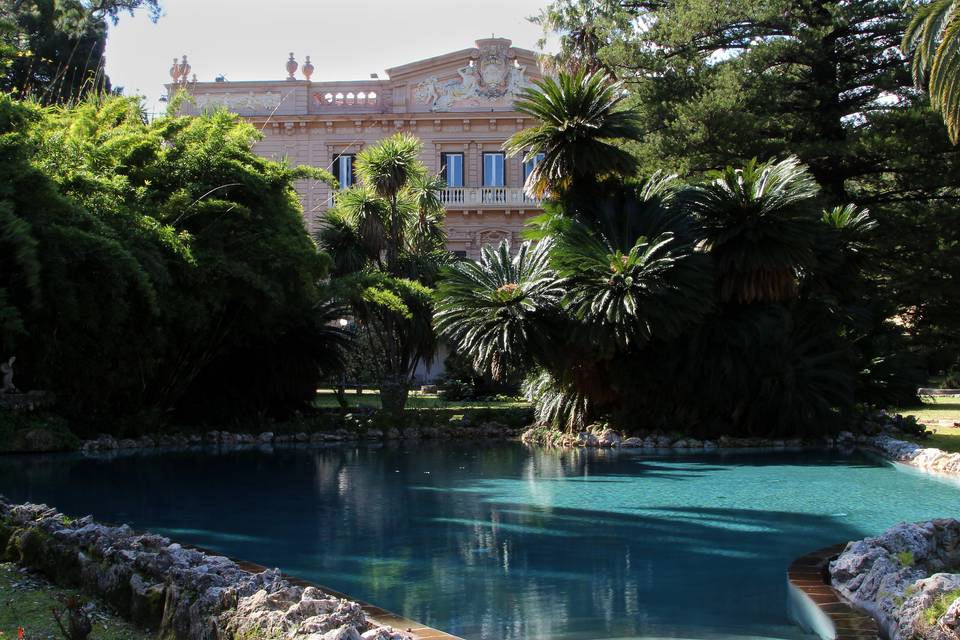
[411, 39, 536, 112]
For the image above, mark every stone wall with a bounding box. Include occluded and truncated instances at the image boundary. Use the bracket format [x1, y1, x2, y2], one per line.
[0, 499, 410, 640]
[78, 420, 526, 453]
[830, 519, 960, 640]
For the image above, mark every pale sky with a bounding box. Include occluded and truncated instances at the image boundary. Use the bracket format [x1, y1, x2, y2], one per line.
[104, 0, 553, 116]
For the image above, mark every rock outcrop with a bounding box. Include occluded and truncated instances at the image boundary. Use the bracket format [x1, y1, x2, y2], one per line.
[870, 435, 960, 476]
[830, 519, 960, 639]
[0, 499, 410, 640]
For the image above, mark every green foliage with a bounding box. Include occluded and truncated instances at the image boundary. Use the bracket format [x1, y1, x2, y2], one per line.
[534, 0, 948, 386]
[504, 69, 642, 198]
[318, 135, 447, 412]
[690, 157, 821, 304]
[923, 588, 960, 625]
[435, 240, 563, 380]
[437, 146, 879, 436]
[0, 0, 160, 104]
[0, 94, 344, 430]
[903, 0, 960, 143]
[896, 550, 916, 567]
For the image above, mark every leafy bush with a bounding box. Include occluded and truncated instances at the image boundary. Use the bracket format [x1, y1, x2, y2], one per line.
[0, 95, 346, 432]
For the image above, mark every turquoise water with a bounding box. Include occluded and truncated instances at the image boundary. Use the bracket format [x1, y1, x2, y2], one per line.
[2, 444, 960, 639]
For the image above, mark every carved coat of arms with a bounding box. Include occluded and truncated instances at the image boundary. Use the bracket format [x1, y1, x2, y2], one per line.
[414, 38, 531, 112]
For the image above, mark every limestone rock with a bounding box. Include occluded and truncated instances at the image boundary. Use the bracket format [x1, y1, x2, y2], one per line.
[597, 429, 621, 447]
[576, 432, 599, 447]
[0, 499, 399, 640]
[830, 519, 960, 639]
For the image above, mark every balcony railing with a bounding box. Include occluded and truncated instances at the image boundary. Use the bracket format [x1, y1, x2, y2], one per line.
[440, 187, 542, 208]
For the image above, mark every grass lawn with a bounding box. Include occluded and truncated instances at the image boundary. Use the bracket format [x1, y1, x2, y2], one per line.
[312, 389, 529, 411]
[892, 396, 960, 453]
[0, 562, 151, 640]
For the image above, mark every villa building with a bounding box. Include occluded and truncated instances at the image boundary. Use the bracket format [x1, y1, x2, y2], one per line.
[169, 38, 546, 259]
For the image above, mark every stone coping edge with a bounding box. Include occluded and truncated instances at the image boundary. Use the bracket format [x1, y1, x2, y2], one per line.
[867, 434, 960, 479]
[0, 500, 464, 640]
[209, 550, 464, 640]
[788, 544, 880, 639]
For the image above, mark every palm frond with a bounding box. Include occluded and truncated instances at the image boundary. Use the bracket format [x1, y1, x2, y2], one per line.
[689, 157, 821, 303]
[903, 0, 960, 142]
[522, 369, 589, 430]
[504, 69, 643, 198]
[434, 239, 563, 380]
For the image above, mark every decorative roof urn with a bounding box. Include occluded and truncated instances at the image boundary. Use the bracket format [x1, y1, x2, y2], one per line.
[169, 57, 181, 83]
[179, 55, 191, 82]
[302, 55, 314, 81]
[286, 53, 298, 81]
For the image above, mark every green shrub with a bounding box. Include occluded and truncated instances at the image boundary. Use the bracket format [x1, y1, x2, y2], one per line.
[924, 588, 960, 625]
[896, 550, 915, 567]
[0, 95, 342, 432]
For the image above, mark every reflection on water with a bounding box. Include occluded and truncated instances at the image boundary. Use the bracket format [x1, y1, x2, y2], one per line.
[3, 444, 959, 639]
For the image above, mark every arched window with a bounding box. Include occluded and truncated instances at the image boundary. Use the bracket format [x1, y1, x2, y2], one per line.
[323, 93, 333, 104]
[367, 91, 377, 105]
[335, 92, 344, 105]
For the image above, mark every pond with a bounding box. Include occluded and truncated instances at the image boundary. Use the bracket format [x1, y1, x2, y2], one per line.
[2, 443, 959, 640]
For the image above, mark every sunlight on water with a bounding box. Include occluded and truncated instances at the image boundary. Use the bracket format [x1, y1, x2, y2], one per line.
[3, 444, 959, 639]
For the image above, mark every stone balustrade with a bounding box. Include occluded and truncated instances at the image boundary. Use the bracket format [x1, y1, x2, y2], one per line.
[313, 88, 381, 108]
[440, 187, 540, 208]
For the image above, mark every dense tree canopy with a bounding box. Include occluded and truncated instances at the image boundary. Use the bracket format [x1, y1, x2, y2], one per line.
[0, 0, 160, 104]
[0, 95, 343, 431]
[534, 0, 960, 369]
[436, 71, 921, 437]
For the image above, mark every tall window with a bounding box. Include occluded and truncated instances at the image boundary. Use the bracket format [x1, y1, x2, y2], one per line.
[333, 154, 355, 189]
[441, 153, 463, 187]
[483, 152, 505, 187]
[523, 152, 546, 183]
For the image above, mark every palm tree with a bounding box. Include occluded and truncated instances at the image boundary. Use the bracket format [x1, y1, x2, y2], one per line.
[688, 156, 821, 304]
[317, 134, 446, 414]
[434, 240, 563, 381]
[550, 220, 712, 350]
[355, 133, 426, 273]
[504, 69, 643, 199]
[903, 0, 960, 143]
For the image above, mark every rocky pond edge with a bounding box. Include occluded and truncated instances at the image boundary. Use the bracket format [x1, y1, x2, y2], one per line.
[0, 499, 432, 640]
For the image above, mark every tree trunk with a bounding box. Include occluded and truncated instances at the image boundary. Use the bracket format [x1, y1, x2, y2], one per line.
[379, 376, 409, 415]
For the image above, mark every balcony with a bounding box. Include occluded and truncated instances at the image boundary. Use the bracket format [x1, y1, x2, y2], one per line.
[439, 187, 542, 208]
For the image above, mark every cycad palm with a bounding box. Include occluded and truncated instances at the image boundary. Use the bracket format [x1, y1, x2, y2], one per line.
[504, 69, 643, 199]
[550, 219, 712, 349]
[689, 157, 821, 304]
[903, 0, 960, 143]
[434, 240, 563, 380]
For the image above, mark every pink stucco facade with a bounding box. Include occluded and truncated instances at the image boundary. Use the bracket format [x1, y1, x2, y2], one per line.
[170, 38, 545, 259]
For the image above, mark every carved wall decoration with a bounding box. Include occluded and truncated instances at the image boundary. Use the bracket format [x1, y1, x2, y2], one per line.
[413, 40, 531, 112]
[472, 228, 515, 248]
[193, 91, 283, 112]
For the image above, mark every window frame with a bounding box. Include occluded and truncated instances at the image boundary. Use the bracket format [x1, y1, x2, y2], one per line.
[441, 152, 464, 188]
[333, 154, 355, 190]
[482, 152, 505, 187]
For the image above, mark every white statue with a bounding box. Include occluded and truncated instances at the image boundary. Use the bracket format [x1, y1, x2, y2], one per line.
[1, 356, 17, 394]
[414, 77, 441, 108]
[508, 63, 529, 95]
[454, 64, 479, 97]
